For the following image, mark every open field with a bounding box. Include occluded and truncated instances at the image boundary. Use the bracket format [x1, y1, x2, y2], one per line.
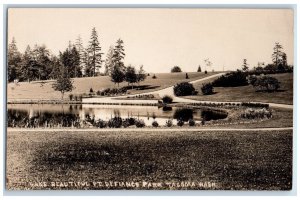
[185, 73, 293, 105]
[7, 72, 217, 101]
[6, 129, 292, 190]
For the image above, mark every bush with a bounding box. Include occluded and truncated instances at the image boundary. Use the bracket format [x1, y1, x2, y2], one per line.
[166, 119, 173, 127]
[185, 73, 189, 79]
[135, 119, 145, 128]
[89, 88, 94, 93]
[188, 119, 196, 126]
[152, 74, 157, 79]
[201, 83, 214, 95]
[95, 119, 107, 128]
[171, 66, 182, 73]
[212, 70, 248, 87]
[69, 94, 73, 101]
[152, 121, 159, 127]
[123, 117, 136, 126]
[204, 70, 207, 74]
[177, 120, 184, 126]
[108, 117, 123, 128]
[162, 95, 173, 104]
[241, 102, 269, 109]
[251, 75, 280, 92]
[173, 82, 196, 96]
[241, 108, 272, 119]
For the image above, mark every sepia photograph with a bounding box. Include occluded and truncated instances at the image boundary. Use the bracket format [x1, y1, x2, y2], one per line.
[5, 7, 294, 191]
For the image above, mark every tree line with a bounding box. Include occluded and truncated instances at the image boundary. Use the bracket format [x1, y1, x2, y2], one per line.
[7, 27, 145, 83]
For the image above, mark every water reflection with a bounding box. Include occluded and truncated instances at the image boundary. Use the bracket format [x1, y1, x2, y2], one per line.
[7, 104, 227, 128]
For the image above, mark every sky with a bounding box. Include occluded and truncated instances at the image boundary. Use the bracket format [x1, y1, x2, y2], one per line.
[8, 8, 294, 73]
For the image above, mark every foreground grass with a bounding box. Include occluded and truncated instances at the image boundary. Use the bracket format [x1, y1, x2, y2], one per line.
[8, 72, 217, 100]
[185, 73, 293, 105]
[6, 129, 292, 190]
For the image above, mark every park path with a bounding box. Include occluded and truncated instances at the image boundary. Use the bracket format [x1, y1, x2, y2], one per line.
[82, 72, 293, 109]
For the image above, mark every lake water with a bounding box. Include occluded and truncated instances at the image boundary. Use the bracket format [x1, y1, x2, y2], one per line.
[7, 104, 227, 127]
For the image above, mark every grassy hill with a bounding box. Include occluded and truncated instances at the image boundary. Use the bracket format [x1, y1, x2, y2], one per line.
[7, 72, 217, 100]
[185, 73, 293, 105]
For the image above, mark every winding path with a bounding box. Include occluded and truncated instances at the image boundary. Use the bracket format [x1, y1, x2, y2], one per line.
[82, 72, 293, 109]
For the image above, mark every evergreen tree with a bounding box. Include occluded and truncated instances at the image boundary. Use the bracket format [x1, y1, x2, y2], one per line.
[87, 27, 103, 76]
[7, 37, 22, 82]
[75, 35, 86, 76]
[104, 46, 114, 75]
[242, 59, 249, 71]
[19, 45, 33, 82]
[137, 65, 146, 85]
[112, 39, 126, 72]
[110, 39, 126, 86]
[272, 42, 283, 68]
[197, 65, 202, 72]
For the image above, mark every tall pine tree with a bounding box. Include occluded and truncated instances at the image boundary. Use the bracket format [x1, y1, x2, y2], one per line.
[87, 27, 103, 76]
[7, 37, 22, 82]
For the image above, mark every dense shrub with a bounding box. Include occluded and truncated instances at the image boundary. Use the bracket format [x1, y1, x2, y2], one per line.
[204, 70, 207, 74]
[135, 119, 145, 128]
[241, 108, 272, 119]
[152, 120, 159, 127]
[212, 70, 248, 87]
[177, 120, 184, 126]
[201, 109, 228, 121]
[251, 75, 280, 92]
[185, 73, 189, 79]
[166, 119, 173, 127]
[108, 117, 123, 128]
[95, 119, 107, 128]
[241, 102, 269, 109]
[173, 82, 196, 96]
[152, 74, 157, 79]
[171, 66, 182, 73]
[162, 106, 172, 111]
[201, 83, 214, 95]
[89, 88, 94, 93]
[162, 95, 173, 104]
[188, 119, 196, 126]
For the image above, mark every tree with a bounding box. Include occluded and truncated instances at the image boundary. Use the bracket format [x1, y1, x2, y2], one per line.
[52, 67, 74, 100]
[197, 65, 202, 72]
[242, 59, 249, 71]
[19, 45, 33, 82]
[204, 58, 212, 72]
[32, 44, 51, 80]
[171, 66, 182, 73]
[112, 39, 126, 72]
[104, 46, 114, 75]
[110, 39, 126, 86]
[137, 65, 146, 85]
[272, 42, 284, 68]
[125, 65, 137, 88]
[60, 44, 81, 78]
[49, 56, 62, 80]
[201, 83, 214, 95]
[251, 75, 280, 92]
[7, 37, 22, 82]
[173, 82, 196, 96]
[87, 27, 103, 76]
[110, 64, 125, 87]
[75, 35, 86, 76]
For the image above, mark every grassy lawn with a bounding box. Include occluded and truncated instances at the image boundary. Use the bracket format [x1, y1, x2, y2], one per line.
[6, 129, 292, 190]
[185, 73, 293, 105]
[7, 72, 217, 100]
